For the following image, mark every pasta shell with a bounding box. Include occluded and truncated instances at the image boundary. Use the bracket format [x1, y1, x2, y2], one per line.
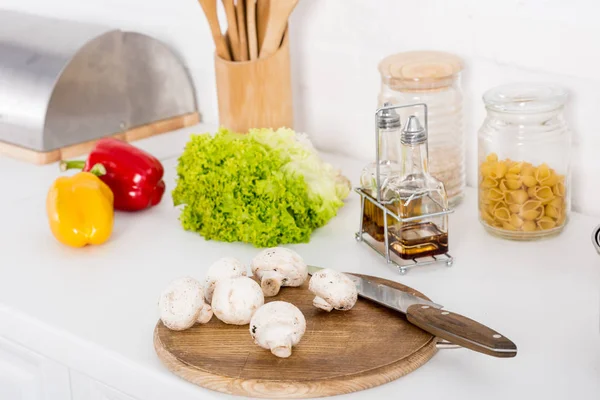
[520, 200, 542, 221]
[481, 209, 495, 225]
[505, 173, 520, 181]
[522, 220, 537, 232]
[545, 204, 559, 219]
[536, 216, 557, 230]
[521, 199, 542, 211]
[499, 180, 508, 192]
[509, 213, 524, 228]
[481, 177, 499, 189]
[508, 162, 523, 175]
[502, 222, 517, 231]
[488, 188, 505, 202]
[521, 175, 537, 188]
[486, 153, 498, 163]
[492, 201, 508, 213]
[494, 207, 511, 222]
[534, 186, 555, 205]
[521, 163, 535, 177]
[527, 186, 538, 198]
[490, 162, 508, 179]
[549, 197, 563, 208]
[505, 179, 521, 190]
[535, 163, 551, 183]
[480, 164, 493, 179]
[541, 173, 559, 187]
[553, 182, 566, 197]
[509, 190, 529, 205]
[509, 203, 522, 213]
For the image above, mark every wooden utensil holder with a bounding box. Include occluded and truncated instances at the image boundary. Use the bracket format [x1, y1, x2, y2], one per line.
[215, 29, 293, 133]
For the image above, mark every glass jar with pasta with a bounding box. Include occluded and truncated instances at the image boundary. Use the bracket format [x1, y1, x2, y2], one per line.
[478, 83, 572, 240]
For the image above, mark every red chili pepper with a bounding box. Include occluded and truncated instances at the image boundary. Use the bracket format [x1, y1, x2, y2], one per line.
[61, 138, 165, 211]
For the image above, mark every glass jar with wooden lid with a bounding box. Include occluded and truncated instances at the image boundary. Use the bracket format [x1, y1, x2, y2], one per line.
[378, 51, 465, 207]
[478, 83, 572, 240]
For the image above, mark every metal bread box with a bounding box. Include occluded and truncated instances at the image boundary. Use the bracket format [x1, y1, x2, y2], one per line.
[0, 9, 199, 163]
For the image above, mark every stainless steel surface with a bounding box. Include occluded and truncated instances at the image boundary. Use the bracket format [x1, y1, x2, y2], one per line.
[377, 102, 401, 129]
[346, 273, 443, 311]
[401, 115, 427, 145]
[0, 10, 197, 151]
[436, 339, 462, 349]
[592, 225, 600, 255]
[306, 265, 443, 311]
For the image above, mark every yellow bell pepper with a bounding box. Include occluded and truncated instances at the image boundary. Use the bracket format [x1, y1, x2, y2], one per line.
[46, 164, 114, 247]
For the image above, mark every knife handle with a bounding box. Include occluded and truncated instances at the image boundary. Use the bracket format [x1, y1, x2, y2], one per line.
[406, 304, 517, 358]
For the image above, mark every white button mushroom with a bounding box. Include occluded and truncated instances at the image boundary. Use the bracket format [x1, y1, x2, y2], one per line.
[204, 257, 247, 304]
[211, 276, 264, 325]
[251, 247, 308, 297]
[250, 301, 306, 358]
[308, 268, 358, 312]
[158, 277, 213, 330]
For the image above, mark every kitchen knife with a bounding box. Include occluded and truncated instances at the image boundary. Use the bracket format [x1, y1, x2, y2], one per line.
[307, 266, 517, 358]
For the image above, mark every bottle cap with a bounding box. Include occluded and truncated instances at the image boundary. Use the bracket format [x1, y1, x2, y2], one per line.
[401, 115, 427, 145]
[378, 102, 401, 129]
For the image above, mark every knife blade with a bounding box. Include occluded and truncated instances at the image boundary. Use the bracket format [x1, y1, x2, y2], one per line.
[307, 265, 517, 358]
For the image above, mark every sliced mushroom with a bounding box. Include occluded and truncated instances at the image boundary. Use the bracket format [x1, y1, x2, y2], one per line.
[158, 277, 213, 330]
[308, 268, 358, 312]
[211, 276, 264, 325]
[250, 301, 306, 358]
[204, 257, 247, 303]
[251, 247, 308, 297]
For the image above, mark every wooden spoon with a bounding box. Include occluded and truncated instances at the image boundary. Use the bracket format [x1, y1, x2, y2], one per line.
[222, 0, 241, 61]
[246, 0, 258, 60]
[256, 0, 270, 52]
[236, 0, 249, 61]
[197, 0, 231, 60]
[259, 0, 298, 59]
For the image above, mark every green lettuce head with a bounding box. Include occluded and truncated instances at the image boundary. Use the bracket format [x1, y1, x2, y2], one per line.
[172, 128, 350, 247]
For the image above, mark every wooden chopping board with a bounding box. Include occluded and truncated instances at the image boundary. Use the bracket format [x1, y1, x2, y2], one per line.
[153, 274, 438, 398]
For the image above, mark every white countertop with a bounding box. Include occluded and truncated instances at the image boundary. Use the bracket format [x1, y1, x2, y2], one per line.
[0, 124, 599, 400]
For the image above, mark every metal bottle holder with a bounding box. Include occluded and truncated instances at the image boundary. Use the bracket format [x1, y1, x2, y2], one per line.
[355, 103, 455, 274]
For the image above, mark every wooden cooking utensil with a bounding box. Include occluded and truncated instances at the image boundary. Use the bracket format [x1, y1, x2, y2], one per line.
[259, 0, 298, 59]
[256, 0, 270, 52]
[154, 274, 438, 398]
[246, 0, 258, 60]
[235, 0, 249, 61]
[197, 0, 231, 60]
[222, 0, 241, 61]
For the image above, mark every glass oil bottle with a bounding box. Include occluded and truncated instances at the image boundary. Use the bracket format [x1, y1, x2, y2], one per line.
[382, 115, 449, 260]
[359, 103, 402, 242]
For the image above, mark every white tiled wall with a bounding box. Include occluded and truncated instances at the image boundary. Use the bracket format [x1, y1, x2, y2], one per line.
[2, 0, 599, 216]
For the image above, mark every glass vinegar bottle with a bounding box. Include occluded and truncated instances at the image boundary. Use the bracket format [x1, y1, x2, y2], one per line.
[383, 116, 449, 260]
[359, 103, 402, 242]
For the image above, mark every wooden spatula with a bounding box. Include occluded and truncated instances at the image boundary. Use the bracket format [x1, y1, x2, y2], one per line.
[259, 0, 298, 59]
[256, 0, 270, 52]
[235, 0, 249, 61]
[222, 0, 241, 61]
[197, 0, 231, 60]
[246, 0, 258, 60]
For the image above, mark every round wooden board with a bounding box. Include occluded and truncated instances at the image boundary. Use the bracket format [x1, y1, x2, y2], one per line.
[154, 274, 437, 398]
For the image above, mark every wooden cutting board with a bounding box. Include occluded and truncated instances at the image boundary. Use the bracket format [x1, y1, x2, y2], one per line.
[153, 274, 438, 398]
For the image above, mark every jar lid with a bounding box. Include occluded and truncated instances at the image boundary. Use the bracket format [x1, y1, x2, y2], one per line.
[378, 51, 463, 91]
[378, 102, 401, 129]
[401, 115, 427, 145]
[483, 83, 568, 114]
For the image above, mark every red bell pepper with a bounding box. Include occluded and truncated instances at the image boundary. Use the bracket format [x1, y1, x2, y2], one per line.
[60, 138, 165, 211]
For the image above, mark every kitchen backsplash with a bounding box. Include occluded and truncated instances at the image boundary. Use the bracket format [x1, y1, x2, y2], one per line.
[2, 0, 598, 217]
